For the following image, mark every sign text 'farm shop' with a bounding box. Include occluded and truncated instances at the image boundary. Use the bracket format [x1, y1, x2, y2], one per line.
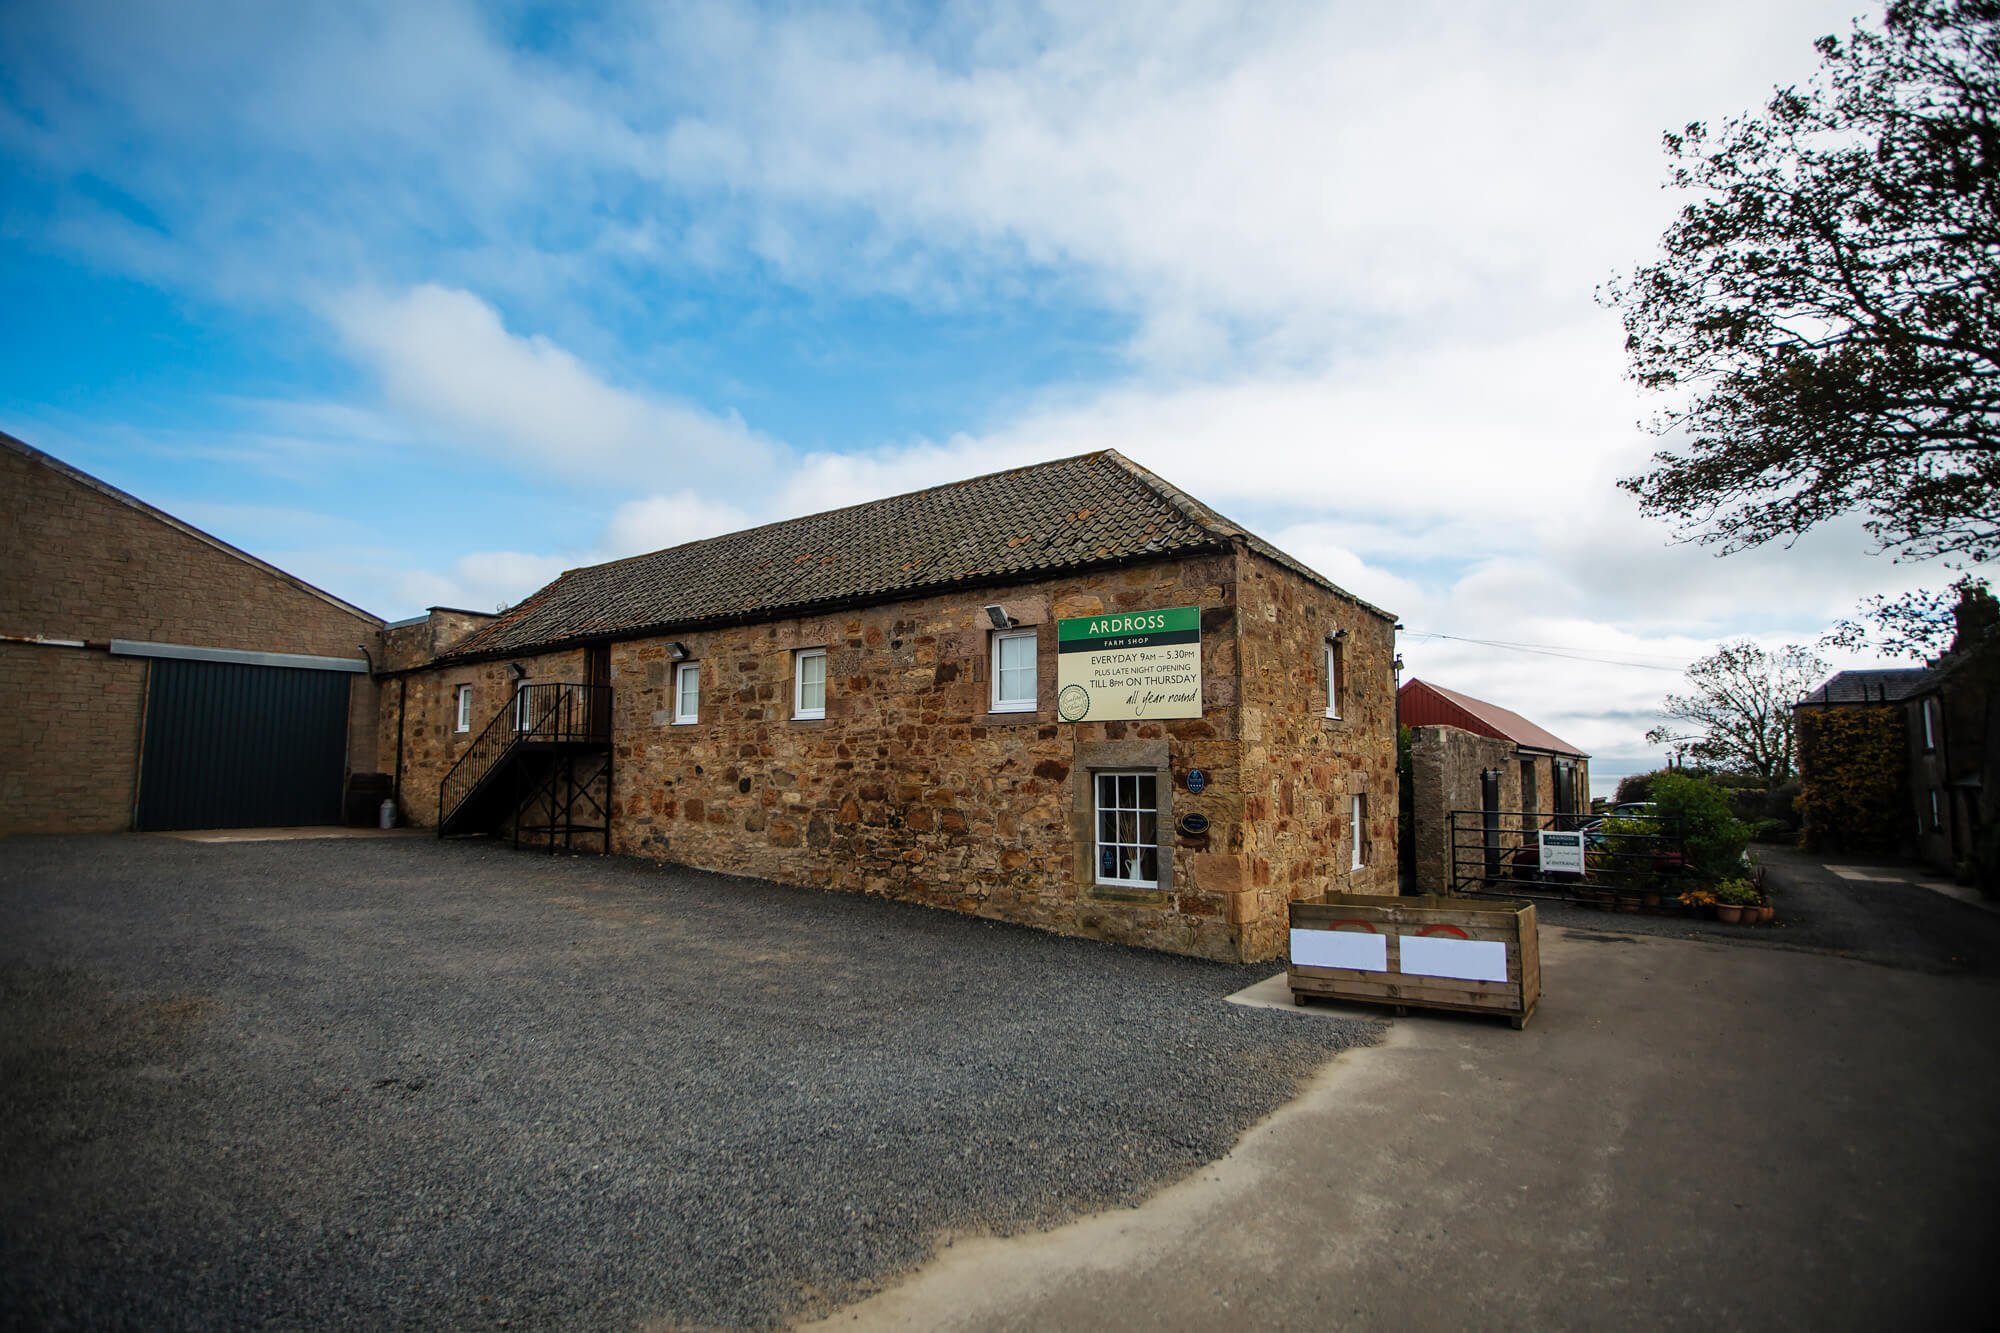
[1055, 606, 1202, 722]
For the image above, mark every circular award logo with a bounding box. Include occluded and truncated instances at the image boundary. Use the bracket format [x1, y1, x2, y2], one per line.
[1057, 684, 1091, 721]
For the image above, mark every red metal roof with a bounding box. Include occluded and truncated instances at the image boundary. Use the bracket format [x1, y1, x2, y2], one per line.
[1398, 679, 1589, 758]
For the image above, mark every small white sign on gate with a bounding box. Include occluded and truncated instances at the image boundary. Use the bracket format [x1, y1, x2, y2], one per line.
[1539, 830, 1586, 875]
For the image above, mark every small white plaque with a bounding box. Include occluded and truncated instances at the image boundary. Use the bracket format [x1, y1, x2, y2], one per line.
[1400, 936, 1508, 983]
[1290, 928, 1388, 972]
[1539, 830, 1586, 875]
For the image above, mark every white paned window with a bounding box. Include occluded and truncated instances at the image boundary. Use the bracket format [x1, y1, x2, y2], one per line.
[455, 684, 472, 733]
[794, 648, 827, 720]
[1326, 638, 1346, 719]
[1931, 789, 1943, 831]
[1095, 771, 1160, 888]
[1351, 793, 1368, 870]
[674, 662, 700, 724]
[991, 629, 1037, 712]
[1922, 698, 1937, 751]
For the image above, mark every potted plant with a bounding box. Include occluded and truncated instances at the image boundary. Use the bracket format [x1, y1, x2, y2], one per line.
[1677, 887, 1717, 917]
[1714, 878, 1760, 924]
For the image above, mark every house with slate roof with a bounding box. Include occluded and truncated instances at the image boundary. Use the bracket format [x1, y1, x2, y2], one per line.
[1799, 647, 1995, 882]
[375, 450, 1399, 962]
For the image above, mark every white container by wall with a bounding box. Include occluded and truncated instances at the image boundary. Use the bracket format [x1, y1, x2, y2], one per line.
[378, 798, 397, 830]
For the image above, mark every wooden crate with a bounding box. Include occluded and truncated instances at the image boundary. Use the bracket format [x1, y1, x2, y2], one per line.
[1288, 893, 1539, 1028]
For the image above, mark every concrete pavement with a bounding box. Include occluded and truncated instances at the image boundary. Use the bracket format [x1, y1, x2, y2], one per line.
[815, 925, 2000, 1330]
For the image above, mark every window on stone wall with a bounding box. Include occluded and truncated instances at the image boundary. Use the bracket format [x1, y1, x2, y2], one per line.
[1351, 792, 1368, 870]
[1931, 788, 1943, 831]
[674, 662, 700, 725]
[1922, 698, 1937, 751]
[794, 648, 827, 720]
[991, 628, 1037, 713]
[455, 684, 472, 733]
[1325, 637, 1346, 719]
[1095, 771, 1159, 887]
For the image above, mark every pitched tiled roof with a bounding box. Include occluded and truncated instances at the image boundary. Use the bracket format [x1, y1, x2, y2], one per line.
[1398, 679, 1590, 758]
[1797, 668, 1932, 706]
[443, 450, 1389, 661]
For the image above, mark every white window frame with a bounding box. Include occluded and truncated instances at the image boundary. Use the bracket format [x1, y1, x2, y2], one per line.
[1325, 637, 1346, 719]
[1094, 770, 1161, 889]
[454, 684, 472, 733]
[1351, 793, 1368, 870]
[793, 647, 827, 720]
[1930, 788, 1943, 831]
[673, 662, 700, 725]
[514, 686, 531, 733]
[990, 628, 1038, 713]
[1922, 698, 1937, 751]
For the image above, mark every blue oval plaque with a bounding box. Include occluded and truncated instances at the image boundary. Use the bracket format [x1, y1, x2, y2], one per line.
[1185, 768, 1207, 794]
[1178, 813, 1210, 837]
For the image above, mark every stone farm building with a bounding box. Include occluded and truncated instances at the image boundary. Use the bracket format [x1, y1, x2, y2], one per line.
[381, 451, 1398, 962]
[1399, 678, 1591, 894]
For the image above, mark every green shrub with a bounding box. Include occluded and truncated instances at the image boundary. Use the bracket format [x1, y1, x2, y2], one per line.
[1650, 772, 1751, 887]
[1614, 771, 1660, 804]
[1714, 877, 1761, 906]
[1745, 817, 1794, 844]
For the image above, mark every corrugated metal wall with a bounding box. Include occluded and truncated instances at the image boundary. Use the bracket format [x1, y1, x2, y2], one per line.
[135, 658, 350, 830]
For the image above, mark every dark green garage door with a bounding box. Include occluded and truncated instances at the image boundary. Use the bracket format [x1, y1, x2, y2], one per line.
[136, 658, 350, 830]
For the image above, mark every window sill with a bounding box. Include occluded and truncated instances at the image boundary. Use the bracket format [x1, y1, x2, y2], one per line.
[1090, 884, 1170, 906]
[672, 718, 698, 726]
[981, 709, 1042, 726]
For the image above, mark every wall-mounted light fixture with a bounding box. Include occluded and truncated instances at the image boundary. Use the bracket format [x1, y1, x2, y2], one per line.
[668, 642, 689, 662]
[1392, 655, 1405, 674]
[508, 661, 528, 679]
[1332, 627, 1350, 641]
[983, 604, 1015, 629]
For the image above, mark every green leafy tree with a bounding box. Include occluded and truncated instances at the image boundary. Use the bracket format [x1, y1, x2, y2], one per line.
[1647, 641, 1829, 788]
[1605, 1, 2000, 565]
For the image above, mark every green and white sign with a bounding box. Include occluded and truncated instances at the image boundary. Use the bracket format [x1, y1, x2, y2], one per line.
[1055, 606, 1202, 722]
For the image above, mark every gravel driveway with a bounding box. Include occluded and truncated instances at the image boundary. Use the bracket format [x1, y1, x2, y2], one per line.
[0, 835, 1375, 1329]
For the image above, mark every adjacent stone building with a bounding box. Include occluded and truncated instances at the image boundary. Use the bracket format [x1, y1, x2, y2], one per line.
[382, 451, 1399, 962]
[0, 431, 383, 834]
[1399, 678, 1591, 893]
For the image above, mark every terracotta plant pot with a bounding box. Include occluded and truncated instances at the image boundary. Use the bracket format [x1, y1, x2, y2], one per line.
[1642, 892, 1661, 909]
[1759, 903, 1776, 924]
[1617, 896, 1640, 913]
[1716, 904, 1745, 924]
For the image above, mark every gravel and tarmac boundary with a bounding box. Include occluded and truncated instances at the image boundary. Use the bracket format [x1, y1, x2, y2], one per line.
[0, 834, 1378, 1329]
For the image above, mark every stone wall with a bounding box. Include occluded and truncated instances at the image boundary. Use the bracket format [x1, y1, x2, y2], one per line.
[0, 441, 383, 834]
[1409, 725, 1517, 892]
[1233, 552, 1401, 959]
[379, 609, 499, 674]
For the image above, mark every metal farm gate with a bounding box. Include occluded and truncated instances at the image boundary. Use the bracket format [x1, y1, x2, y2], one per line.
[135, 657, 351, 830]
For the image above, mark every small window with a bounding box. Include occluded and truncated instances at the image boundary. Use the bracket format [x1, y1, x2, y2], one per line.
[1931, 789, 1943, 831]
[991, 629, 1037, 713]
[1922, 698, 1937, 752]
[794, 648, 827, 720]
[514, 686, 531, 732]
[1095, 771, 1160, 887]
[674, 662, 700, 725]
[1351, 793, 1368, 870]
[1326, 637, 1346, 719]
[455, 685, 472, 733]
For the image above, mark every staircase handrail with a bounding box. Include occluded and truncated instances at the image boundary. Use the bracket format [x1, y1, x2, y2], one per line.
[437, 682, 610, 830]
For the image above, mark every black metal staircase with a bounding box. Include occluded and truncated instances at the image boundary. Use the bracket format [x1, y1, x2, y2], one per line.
[438, 682, 612, 853]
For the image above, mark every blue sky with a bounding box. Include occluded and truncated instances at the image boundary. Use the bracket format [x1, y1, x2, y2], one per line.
[3, 0, 1975, 789]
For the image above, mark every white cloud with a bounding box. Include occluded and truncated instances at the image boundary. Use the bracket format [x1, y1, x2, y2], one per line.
[328, 284, 776, 489]
[603, 491, 753, 557]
